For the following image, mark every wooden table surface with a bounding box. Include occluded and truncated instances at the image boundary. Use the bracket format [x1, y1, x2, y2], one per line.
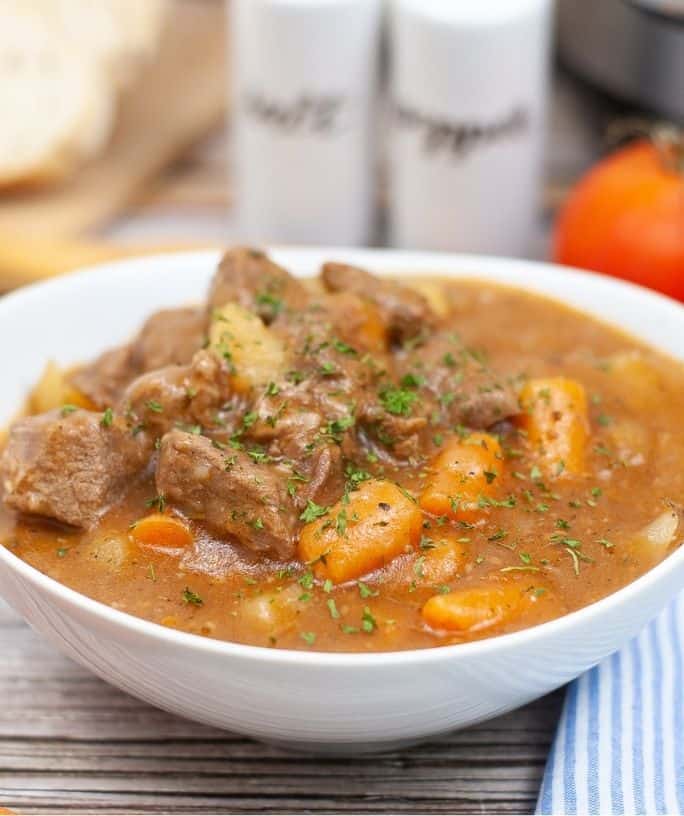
[0, 69, 635, 815]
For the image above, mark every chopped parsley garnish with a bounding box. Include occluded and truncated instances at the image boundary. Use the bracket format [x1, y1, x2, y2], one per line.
[255, 291, 283, 318]
[358, 581, 378, 598]
[60, 404, 78, 417]
[335, 509, 348, 536]
[332, 338, 357, 355]
[298, 571, 315, 590]
[361, 606, 377, 633]
[400, 372, 425, 388]
[247, 449, 271, 464]
[300, 631, 316, 646]
[182, 587, 203, 606]
[379, 386, 418, 417]
[56, 547, 69, 558]
[326, 599, 341, 619]
[146, 493, 166, 512]
[321, 415, 355, 443]
[299, 500, 329, 523]
[145, 400, 163, 413]
[100, 407, 114, 427]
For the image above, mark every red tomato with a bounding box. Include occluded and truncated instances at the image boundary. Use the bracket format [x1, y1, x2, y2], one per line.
[553, 140, 684, 301]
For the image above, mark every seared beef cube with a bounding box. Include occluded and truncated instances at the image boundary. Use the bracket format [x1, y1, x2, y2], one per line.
[129, 306, 206, 371]
[121, 350, 239, 438]
[321, 262, 436, 343]
[399, 333, 520, 429]
[70, 345, 134, 409]
[0, 410, 149, 527]
[358, 401, 428, 462]
[208, 247, 309, 321]
[71, 306, 206, 408]
[156, 430, 298, 559]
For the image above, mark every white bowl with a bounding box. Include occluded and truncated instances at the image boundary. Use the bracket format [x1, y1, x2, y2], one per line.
[1, 249, 683, 755]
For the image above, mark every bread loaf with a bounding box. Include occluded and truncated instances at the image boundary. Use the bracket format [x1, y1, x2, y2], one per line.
[0, 0, 167, 189]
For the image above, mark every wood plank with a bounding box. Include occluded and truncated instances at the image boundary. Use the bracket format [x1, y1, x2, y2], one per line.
[0, 598, 562, 814]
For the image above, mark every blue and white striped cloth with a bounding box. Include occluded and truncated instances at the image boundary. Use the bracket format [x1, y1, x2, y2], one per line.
[537, 592, 684, 815]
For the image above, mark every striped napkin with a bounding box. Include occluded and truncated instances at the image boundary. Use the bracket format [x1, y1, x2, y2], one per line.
[537, 593, 684, 815]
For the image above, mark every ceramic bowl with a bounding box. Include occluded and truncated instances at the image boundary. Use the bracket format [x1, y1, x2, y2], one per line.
[1, 249, 683, 754]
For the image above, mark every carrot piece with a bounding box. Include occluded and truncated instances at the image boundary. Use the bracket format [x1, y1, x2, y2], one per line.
[422, 584, 530, 633]
[129, 513, 193, 549]
[298, 480, 423, 584]
[517, 377, 588, 476]
[419, 432, 503, 522]
[413, 533, 468, 585]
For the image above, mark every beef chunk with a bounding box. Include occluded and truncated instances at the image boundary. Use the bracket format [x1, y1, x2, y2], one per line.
[321, 262, 436, 343]
[208, 247, 309, 321]
[71, 306, 206, 408]
[398, 333, 520, 429]
[0, 410, 149, 527]
[121, 350, 239, 438]
[70, 345, 134, 409]
[129, 306, 206, 371]
[156, 430, 298, 558]
[357, 400, 428, 462]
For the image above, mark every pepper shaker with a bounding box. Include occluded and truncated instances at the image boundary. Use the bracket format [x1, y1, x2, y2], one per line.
[387, 0, 553, 256]
[232, 0, 383, 246]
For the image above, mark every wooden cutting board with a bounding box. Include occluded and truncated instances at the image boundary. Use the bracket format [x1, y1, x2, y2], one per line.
[0, 0, 228, 240]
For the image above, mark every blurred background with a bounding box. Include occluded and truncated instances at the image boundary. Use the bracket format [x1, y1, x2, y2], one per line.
[0, 0, 681, 297]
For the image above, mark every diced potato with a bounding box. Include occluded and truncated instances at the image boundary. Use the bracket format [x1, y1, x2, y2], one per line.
[631, 509, 680, 565]
[210, 302, 287, 393]
[239, 583, 306, 635]
[30, 361, 65, 413]
[298, 480, 423, 584]
[84, 533, 130, 570]
[419, 432, 503, 522]
[607, 419, 650, 465]
[129, 513, 193, 550]
[605, 350, 664, 413]
[422, 583, 530, 633]
[29, 361, 94, 414]
[406, 279, 449, 317]
[517, 377, 588, 476]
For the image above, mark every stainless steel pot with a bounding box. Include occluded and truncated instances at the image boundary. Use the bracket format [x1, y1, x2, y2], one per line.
[557, 0, 684, 120]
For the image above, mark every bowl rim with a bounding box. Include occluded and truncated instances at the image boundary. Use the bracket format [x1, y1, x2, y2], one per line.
[1, 247, 683, 667]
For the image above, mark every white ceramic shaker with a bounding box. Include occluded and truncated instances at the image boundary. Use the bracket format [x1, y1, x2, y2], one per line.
[232, 0, 383, 246]
[387, 0, 553, 256]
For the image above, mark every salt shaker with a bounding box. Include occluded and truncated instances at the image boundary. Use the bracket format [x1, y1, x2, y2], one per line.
[232, 0, 383, 246]
[387, 0, 553, 256]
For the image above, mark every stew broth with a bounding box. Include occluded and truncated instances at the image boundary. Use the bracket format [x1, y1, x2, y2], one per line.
[1, 259, 682, 652]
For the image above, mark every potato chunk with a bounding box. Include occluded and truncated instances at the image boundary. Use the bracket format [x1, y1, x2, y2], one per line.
[298, 480, 423, 584]
[209, 302, 287, 393]
[517, 377, 588, 476]
[631, 509, 680, 566]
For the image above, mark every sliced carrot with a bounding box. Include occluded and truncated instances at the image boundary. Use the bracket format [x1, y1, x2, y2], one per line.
[298, 480, 423, 584]
[422, 583, 530, 633]
[517, 377, 588, 476]
[419, 432, 503, 522]
[129, 513, 193, 549]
